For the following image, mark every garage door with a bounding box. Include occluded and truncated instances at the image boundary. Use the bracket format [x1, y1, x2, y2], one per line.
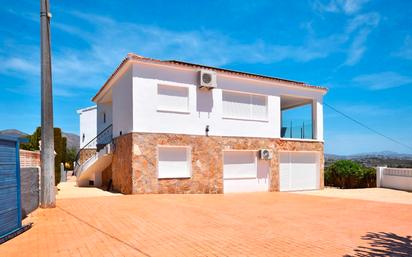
[279, 152, 319, 191]
[223, 151, 269, 193]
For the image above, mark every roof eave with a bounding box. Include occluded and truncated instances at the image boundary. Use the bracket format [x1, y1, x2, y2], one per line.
[92, 53, 328, 102]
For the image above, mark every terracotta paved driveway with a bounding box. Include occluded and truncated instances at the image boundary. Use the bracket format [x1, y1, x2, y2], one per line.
[1, 193, 411, 257]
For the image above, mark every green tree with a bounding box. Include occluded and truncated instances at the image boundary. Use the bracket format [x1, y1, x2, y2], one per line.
[20, 127, 68, 185]
[20, 127, 41, 151]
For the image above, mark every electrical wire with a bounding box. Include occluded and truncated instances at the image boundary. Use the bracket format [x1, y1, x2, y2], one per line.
[324, 102, 412, 152]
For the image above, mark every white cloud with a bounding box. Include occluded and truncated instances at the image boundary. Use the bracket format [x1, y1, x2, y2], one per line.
[312, 2, 379, 66]
[353, 71, 412, 90]
[0, 57, 39, 74]
[313, 0, 370, 15]
[0, 12, 344, 93]
[343, 13, 380, 66]
[0, 7, 380, 97]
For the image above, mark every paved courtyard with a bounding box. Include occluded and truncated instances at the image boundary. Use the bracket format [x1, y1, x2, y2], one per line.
[295, 187, 412, 205]
[0, 192, 411, 257]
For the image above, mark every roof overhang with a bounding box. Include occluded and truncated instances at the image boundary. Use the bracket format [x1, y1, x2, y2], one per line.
[76, 105, 97, 114]
[92, 53, 328, 103]
[281, 95, 314, 110]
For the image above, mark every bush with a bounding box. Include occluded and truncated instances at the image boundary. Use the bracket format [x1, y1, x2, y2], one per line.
[325, 160, 376, 189]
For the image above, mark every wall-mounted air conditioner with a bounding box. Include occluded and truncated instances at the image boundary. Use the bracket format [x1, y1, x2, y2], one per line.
[199, 70, 217, 90]
[259, 149, 272, 160]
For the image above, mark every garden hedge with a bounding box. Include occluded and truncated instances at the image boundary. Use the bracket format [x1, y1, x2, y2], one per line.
[325, 160, 376, 188]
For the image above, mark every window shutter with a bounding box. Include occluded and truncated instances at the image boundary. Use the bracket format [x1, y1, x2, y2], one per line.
[222, 91, 267, 120]
[157, 84, 189, 112]
[158, 147, 191, 178]
[251, 94, 267, 120]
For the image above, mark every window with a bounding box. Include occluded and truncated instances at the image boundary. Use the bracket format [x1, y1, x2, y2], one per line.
[157, 146, 191, 179]
[82, 133, 85, 142]
[103, 112, 106, 123]
[157, 84, 189, 113]
[222, 91, 267, 120]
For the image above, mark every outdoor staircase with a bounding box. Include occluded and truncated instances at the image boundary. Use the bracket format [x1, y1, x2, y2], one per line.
[74, 125, 113, 187]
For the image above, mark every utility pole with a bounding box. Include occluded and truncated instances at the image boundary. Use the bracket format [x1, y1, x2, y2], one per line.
[40, 0, 55, 208]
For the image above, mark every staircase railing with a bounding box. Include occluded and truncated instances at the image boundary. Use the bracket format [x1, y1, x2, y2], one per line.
[74, 124, 113, 168]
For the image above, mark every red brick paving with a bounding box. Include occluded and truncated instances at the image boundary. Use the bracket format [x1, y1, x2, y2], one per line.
[0, 193, 411, 256]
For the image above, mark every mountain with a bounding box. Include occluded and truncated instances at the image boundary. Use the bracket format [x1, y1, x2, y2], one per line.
[325, 151, 412, 168]
[0, 129, 28, 137]
[0, 129, 79, 151]
[62, 132, 80, 151]
[326, 151, 412, 160]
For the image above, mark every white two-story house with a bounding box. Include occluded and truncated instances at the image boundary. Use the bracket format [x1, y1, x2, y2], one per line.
[76, 53, 327, 194]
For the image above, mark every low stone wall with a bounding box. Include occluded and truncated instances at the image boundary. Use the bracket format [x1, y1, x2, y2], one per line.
[111, 132, 324, 194]
[20, 150, 40, 168]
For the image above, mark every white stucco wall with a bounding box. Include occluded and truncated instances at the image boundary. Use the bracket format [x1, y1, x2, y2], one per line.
[377, 167, 412, 191]
[112, 66, 133, 137]
[130, 62, 324, 139]
[97, 102, 112, 135]
[77, 106, 97, 148]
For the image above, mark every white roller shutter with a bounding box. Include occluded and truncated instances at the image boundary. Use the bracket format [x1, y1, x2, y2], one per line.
[158, 147, 191, 178]
[223, 151, 269, 193]
[157, 84, 189, 112]
[279, 152, 319, 191]
[222, 91, 267, 120]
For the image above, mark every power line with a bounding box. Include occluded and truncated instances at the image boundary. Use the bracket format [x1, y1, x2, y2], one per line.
[324, 102, 412, 152]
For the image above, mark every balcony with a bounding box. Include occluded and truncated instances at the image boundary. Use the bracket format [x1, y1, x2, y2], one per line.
[281, 95, 320, 140]
[281, 119, 313, 139]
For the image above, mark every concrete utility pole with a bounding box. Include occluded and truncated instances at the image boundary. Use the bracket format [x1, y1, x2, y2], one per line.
[40, 0, 55, 208]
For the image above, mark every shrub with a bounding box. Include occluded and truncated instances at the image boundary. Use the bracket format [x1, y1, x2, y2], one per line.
[325, 160, 376, 188]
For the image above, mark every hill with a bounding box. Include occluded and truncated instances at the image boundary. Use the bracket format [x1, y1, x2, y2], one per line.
[62, 132, 80, 151]
[0, 129, 28, 137]
[0, 129, 79, 151]
[325, 151, 412, 168]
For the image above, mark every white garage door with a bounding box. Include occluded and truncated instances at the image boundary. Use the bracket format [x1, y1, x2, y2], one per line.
[223, 151, 269, 193]
[279, 152, 320, 191]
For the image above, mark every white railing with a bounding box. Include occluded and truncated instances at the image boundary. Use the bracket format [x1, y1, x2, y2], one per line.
[377, 167, 412, 191]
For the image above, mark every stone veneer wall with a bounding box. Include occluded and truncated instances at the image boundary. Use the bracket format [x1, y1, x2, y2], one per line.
[111, 132, 324, 194]
[79, 149, 97, 165]
[112, 134, 134, 194]
[101, 164, 112, 188]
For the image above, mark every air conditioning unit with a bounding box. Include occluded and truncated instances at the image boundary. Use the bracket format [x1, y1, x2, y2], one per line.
[199, 70, 217, 90]
[259, 149, 272, 160]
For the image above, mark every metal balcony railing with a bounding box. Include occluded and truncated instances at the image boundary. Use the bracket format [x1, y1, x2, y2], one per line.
[74, 124, 113, 167]
[281, 120, 313, 139]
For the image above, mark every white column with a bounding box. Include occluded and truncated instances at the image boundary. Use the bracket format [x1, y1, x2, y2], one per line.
[376, 167, 385, 188]
[312, 98, 323, 141]
[272, 95, 281, 138]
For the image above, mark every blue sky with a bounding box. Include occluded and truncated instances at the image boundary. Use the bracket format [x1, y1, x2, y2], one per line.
[0, 0, 411, 155]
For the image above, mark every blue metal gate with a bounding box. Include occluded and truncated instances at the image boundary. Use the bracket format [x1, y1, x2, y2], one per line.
[0, 135, 22, 240]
